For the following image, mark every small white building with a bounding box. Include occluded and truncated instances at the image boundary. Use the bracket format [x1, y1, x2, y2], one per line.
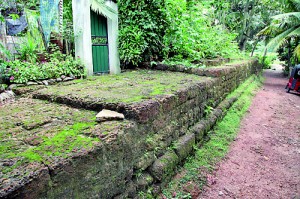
[72, 0, 120, 75]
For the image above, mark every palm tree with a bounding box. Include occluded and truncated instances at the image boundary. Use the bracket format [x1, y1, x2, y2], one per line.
[258, 0, 300, 66]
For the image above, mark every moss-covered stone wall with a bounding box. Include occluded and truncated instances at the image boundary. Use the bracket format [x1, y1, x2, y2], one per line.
[1, 59, 261, 199]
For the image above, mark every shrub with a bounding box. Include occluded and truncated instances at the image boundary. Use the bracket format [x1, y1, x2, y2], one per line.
[118, 0, 240, 67]
[118, 0, 167, 67]
[258, 53, 278, 69]
[1, 56, 86, 84]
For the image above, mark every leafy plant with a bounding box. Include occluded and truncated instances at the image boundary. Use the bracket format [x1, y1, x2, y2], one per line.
[0, 41, 12, 60]
[17, 32, 38, 63]
[258, 0, 300, 66]
[118, 0, 167, 67]
[257, 53, 278, 69]
[118, 25, 148, 66]
[3, 55, 85, 84]
[163, 1, 240, 62]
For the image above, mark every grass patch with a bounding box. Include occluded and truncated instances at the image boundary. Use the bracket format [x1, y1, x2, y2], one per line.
[159, 75, 263, 198]
[0, 99, 129, 175]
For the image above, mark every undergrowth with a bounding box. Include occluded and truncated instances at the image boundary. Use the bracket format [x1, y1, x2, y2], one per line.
[158, 75, 264, 199]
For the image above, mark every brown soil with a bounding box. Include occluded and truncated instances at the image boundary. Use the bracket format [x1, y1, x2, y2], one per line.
[199, 67, 300, 199]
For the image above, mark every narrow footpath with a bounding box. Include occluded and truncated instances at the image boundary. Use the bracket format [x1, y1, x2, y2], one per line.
[199, 66, 300, 199]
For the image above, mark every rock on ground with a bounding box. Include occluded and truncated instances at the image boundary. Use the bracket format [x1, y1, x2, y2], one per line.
[96, 109, 125, 122]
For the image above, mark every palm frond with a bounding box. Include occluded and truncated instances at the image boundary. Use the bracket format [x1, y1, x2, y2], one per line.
[294, 43, 300, 60]
[272, 12, 300, 21]
[291, 0, 300, 11]
[257, 26, 271, 36]
[265, 27, 296, 51]
[90, 0, 117, 21]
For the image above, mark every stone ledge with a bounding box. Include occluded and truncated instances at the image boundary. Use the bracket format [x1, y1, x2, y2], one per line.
[154, 59, 259, 78]
[174, 134, 195, 161]
[149, 151, 179, 182]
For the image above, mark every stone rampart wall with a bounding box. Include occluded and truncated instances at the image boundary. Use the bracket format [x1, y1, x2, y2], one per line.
[5, 60, 261, 199]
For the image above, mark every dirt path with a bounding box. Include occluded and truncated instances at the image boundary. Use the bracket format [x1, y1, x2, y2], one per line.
[199, 67, 300, 199]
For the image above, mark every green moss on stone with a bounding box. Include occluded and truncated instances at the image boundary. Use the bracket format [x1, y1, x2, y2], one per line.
[34, 70, 208, 104]
[0, 99, 127, 175]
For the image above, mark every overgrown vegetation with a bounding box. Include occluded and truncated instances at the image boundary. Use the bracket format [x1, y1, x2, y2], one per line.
[118, 0, 240, 68]
[118, 0, 167, 66]
[257, 52, 278, 69]
[0, 0, 82, 87]
[118, 0, 298, 68]
[1, 0, 298, 72]
[258, 0, 300, 68]
[0, 44, 85, 84]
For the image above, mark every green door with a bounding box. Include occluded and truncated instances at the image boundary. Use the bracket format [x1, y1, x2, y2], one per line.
[90, 10, 109, 74]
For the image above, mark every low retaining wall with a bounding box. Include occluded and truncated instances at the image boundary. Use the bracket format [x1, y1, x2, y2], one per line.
[3, 60, 261, 199]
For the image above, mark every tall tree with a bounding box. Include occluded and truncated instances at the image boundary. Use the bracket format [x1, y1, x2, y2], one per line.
[210, 0, 283, 51]
[258, 0, 300, 66]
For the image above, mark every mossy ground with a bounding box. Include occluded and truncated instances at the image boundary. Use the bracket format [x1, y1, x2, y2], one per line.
[34, 70, 207, 104]
[158, 75, 263, 199]
[0, 98, 129, 177]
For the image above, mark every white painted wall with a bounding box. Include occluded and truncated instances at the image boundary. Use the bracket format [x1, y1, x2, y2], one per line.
[72, 0, 93, 75]
[106, 1, 121, 74]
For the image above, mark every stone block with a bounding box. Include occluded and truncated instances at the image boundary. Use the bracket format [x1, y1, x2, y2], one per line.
[134, 172, 154, 190]
[149, 151, 179, 182]
[134, 152, 156, 170]
[174, 134, 195, 161]
[96, 109, 125, 122]
[192, 120, 209, 141]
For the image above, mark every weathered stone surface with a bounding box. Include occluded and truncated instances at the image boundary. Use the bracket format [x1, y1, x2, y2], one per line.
[42, 80, 48, 86]
[134, 151, 156, 170]
[26, 81, 38, 86]
[174, 134, 195, 161]
[1, 60, 261, 198]
[0, 90, 15, 104]
[48, 79, 56, 85]
[8, 84, 17, 90]
[63, 77, 74, 81]
[96, 109, 125, 122]
[134, 172, 154, 190]
[149, 151, 179, 182]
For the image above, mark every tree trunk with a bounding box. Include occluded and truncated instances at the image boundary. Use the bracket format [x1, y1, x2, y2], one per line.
[287, 39, 292, 67]
[251, 39, 259, 57]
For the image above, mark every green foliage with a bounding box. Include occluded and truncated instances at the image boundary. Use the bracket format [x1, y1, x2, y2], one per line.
[257, 53, 278, 69]
[17, 32, 38, 63]
[118, 25, 148, 66]
[118, 0, 167, 66]
[210, 0, 283, 51]
[15, 0, 39, 9]
[0, 41, 12, 60]
[163, 1, 239, 61]
[258, 0, 300, 66]
[2, 56, 85, 84]
[118, 0, 240, 67]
